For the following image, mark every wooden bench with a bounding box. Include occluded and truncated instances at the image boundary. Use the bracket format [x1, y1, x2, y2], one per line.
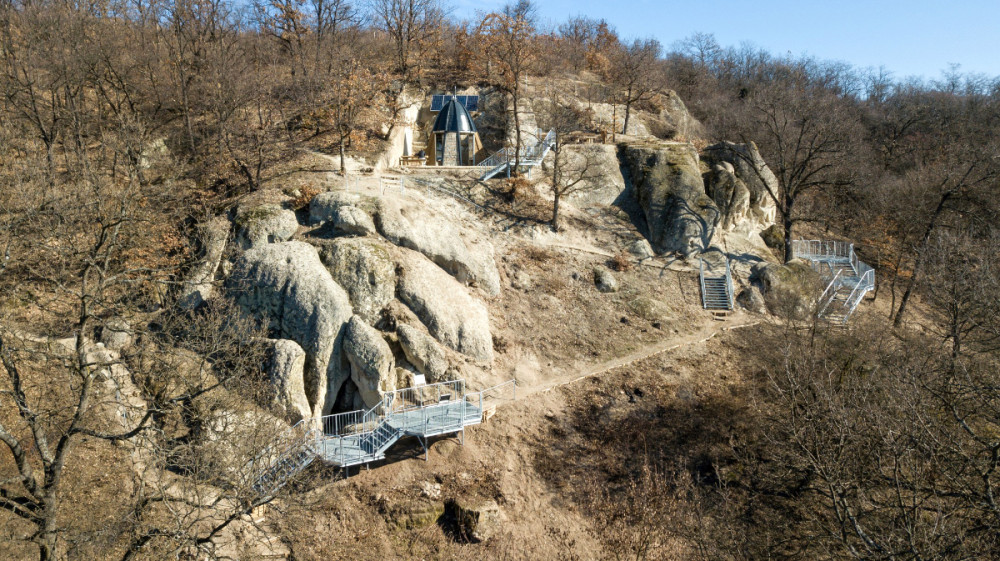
[400, 155, 426, 167]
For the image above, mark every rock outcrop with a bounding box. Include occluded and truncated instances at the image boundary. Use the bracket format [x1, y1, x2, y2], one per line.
[751, 259, 822, 319]
[321, 238, 396, 324]
[594, 269, 618, 293]
[178, 216, 229, 309]
[540, 144, 625, 206]
[235, 204, 298, 250]
[375, 196, 501, 297]
[397, 323, 449, 383]
[343, 316, 395, 407]
[396, 250, 493, 363]
[620, 142, 719, 257]
[309, 190, 365, 225]
[226, 241, 353, 416]
[703, 142, 778, 235]
[264, 339, 311, 424]
[329, 205, 377, 236]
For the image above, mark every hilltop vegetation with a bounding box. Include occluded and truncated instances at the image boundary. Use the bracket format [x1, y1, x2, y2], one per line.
[2, 1, 1000, 560]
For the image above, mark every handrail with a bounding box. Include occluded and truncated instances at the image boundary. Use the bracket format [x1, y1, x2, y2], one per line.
[699, 259, 708, 309]
[842, 268, 874, 317]
[817, 268, 843, 317]
[725, 259, 734, 309]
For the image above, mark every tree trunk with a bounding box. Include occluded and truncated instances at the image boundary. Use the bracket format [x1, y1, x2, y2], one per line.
[893, 191, 951, 327]
[551, 145, 561, 232]
[782, 195, 795, 263]
[551, 191, 560, 232]
[622, 92, 632, 135]
[512, 89, 522, 172]
[339, 133, 346, 175]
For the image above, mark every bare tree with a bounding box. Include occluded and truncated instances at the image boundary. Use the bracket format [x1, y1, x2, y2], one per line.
[535, 93, 604, 232]
[476, 0, 538, 173]
[316, 56, 393, 173]
[605, 37, 661, 136]
[726, 70, 864, 262]
[368, 0, 444, 79]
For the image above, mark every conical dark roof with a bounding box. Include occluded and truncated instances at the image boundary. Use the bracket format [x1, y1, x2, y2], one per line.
[432, 96, 477, 134]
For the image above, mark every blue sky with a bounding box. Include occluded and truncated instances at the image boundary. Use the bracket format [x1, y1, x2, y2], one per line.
[451, 0, 1000, 81]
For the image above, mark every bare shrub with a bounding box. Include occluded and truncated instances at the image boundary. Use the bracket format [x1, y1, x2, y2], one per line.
[610, 251, 633, 272]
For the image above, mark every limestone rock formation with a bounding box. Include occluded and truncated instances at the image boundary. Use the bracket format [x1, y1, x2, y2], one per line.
[540, 144, 625, 206]
[751, 259, 822, 319]
[594, 269, 618, 293]
[235, 204, 298, 250]
[329, 205, 377, 236]
[309, 190, 365, 225]
[621, 142, 719, 257]
[101, 318, 133, 352]
[264, 339, 311, 424]
[343, 316, 395, 407]
[178, 216, 229, 309]
[321, 238, 396, 324]
[737, 285, 767, 314]
[396, 250, 493, 363]
[375, 196, 501, 297]
[703, 142, 778, 235]
[628, 239, 655, 259]
[226, 241, 353, 416]
[397, 323, 449, 382]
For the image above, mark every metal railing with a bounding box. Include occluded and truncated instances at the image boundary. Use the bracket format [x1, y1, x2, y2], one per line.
[312, 378, 516, 467]
[378, 176, 405, 195]
[245, 420, 320, 498]
[699, 258, 733, 311]
[725, 259, 735, 308]
[817, 268, 843, 317]
[790, 239, 854, 261]
[478, 130, 556, 180]
[792, 239, 875, 324]
[699, 259, 708, 309]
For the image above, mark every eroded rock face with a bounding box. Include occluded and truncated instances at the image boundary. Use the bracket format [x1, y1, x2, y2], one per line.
[226, 241, 353, 416]
[397, 323, 449, 383]
[396, 250, 493, 363]
[235, 204, 298, 250]
[540, 144, 625, 206]
[375, 196, 501, 297]
[329, 205, 377, 236]
[179, 216, 230, 309]
[751, 259, 822, 319]
[621, 142, 719, 257]
[309, 190, 365, 225]
[264, 339, 311, 424]
[343, 316, 395, 407]
[703, 142, 778, 235]
[321, 238, 396, 324]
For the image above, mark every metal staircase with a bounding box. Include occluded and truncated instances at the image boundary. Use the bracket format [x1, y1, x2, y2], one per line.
[700, 258, 734, 313]
[792, 240, 875, 325]
[246, 379, 516, 495]
[478, 129, 556, 180]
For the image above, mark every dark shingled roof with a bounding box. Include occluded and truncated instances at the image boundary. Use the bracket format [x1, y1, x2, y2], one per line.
[432, 96, 477, 134]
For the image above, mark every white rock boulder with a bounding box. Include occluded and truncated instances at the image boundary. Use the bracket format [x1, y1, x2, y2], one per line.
[375, 196, 501, 297]
[226, 241, 353, 416]
[343, 316, 395, 407]
[320, 238, 396, 324]
[396, 250, 494, 363]
[264, 339, 311, 424]
[397, 323, 449, 383]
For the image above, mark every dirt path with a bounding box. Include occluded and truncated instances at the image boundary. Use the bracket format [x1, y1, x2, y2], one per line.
[515, 314, 761, 398]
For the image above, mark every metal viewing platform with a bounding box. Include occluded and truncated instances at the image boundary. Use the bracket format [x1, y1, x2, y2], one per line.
[246, 379, 515, 496]
[791, 240, 875, 324]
